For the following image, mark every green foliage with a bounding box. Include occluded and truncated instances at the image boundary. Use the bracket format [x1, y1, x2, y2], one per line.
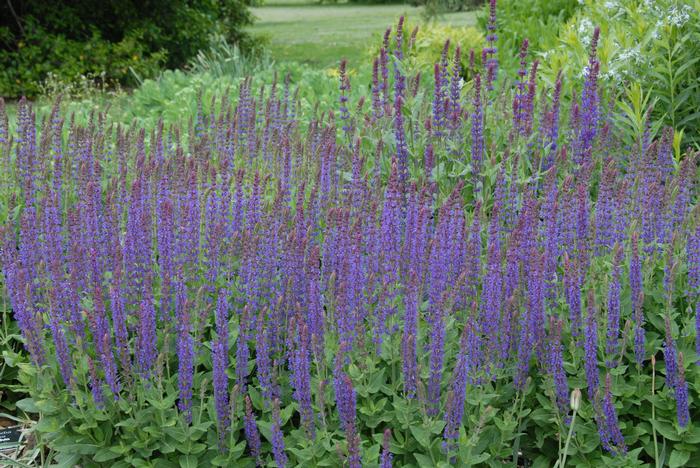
[0, 3, 699, 466]
[367, 21, 484, 79]
[118, 62, 346, 128]
[0, 300, 25, 413]
[187, 35, 272, 79]
[346, 0, 409, 4]
[0, 0, 255, 98]
[539, 0, 700, 147]
[0, 22, 166, 98]
[413, 24, 484, 70]
[11, 347, 248, 467]
[10, 272, 700, 467]
[417, 0, 484, 19]
[476, 0, 580, 74]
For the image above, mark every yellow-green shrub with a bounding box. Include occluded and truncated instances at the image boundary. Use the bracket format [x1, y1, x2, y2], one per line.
[366, 22, 484, 76]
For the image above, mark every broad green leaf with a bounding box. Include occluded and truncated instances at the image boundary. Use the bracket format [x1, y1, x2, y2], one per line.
[94, 448, 122, 462]
[179, 455, 199, 468]
[669, 450, 690, 468]
[409, 425, 432, 449]
[16, 398, 38, 413]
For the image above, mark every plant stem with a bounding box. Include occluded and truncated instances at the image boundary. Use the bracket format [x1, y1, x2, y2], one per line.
[560, 408, 578, 468]
[651, 355, 660, 468]
[512, 388, 527, 468]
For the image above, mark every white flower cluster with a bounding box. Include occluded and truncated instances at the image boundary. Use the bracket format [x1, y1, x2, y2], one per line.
[578, 18, 595, 47]
[644, 1, 693, 29]
[666, 4, 692, 27]
[615, 47, 642, 64]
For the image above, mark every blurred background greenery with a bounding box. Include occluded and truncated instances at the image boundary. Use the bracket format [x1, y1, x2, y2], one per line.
[1, 0, 698, 145]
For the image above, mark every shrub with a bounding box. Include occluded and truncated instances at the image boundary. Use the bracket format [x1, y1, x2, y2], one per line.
[0, 0, 255, 98]
[416, 0, 485, 16]
[187, 35, 273, 79]
[476, 0, 580, 74]
[367, 21, 484, 80]
[539, 0, 700, 146]
[412, 24, 485, 71]
[0, 22, 166, 98]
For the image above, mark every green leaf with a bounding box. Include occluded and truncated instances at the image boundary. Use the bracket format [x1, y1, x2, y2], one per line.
[94, 448, 122, 462]
[289, 446, 314, 461]
[669, 450, 691, 468]
[429, 420, 445, 435]
[53, 452, 81, 468]
[414, 453, 435, 467]
[179, 455, 199, 468]
[16, 398, 38, 413]
[55, 443, 100, 455]
[409, 425, 432, 449]
[257, 420, 272, 443]
[165, 426, 188, 443]
[653, 420, 682, 442]
[367, 369, 386, 393]
[209, 455, 229, 467]
[681, 426, 700, 444]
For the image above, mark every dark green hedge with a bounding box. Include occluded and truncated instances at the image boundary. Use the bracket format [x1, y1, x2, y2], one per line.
[0, 0, 255, 97]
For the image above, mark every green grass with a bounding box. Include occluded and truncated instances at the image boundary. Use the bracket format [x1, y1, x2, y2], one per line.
[248, 1, 476, 68]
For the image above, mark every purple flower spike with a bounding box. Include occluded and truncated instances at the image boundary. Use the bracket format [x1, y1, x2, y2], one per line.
[630, 232, 645, 366]
[443, 319, 475, 452]
[448, 46, 462, 131]
[484, 0, 499, 91]
[380, 428, 393, 468]
[402, 275, 419, 399]
[271, 399, 288, 468]
[512, 39, 529, 131]
[255, 309, 275, 401]
[244, 395, 262, 464]
[339, 59, 352, 136]
[583, 290, 599, 402]
[663, 315, 678, 389]
[176, 282, 194, 423]
[334, 360, 361, 468]
[675, 353, 689, 427]
[213, 290, 230, 445]
[688, 222, 700, 361]
[605, 244, 623, 367]
[599, 373, 626, 455]
[137, 284, 157, 377]
[87, 356, 105, 410]
[290, 321, 315, 437]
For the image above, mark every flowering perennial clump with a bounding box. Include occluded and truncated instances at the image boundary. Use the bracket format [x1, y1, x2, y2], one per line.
[0, 7, 697, 467]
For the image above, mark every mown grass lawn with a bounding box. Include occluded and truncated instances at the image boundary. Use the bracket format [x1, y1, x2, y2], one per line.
[248, 0, 476, 67]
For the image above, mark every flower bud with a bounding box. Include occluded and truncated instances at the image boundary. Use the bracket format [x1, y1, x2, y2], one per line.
[570, 388, 582, 411]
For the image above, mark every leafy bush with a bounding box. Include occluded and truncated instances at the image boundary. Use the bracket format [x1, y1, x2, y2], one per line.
[1, 8, 699, 468]
[367, 21, 484, 80]
[188, 35, 273, 79]
[539, 0, 700, 146]
[0, 23, 166, 98]
[416, 0, 484, 17]
[476, 0, 580, 74]
[0, 0, 255, 98]
[477, 0, 580, 44]
[411, 24, 484, 71]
